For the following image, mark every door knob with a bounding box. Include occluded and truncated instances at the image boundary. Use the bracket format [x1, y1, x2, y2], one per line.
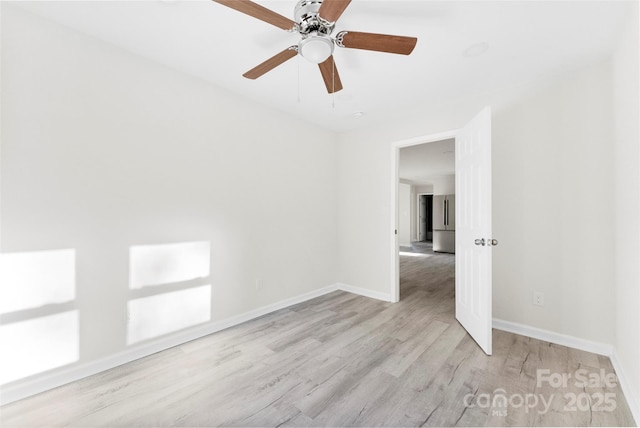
[474, 238, 485, 246]
[488, 239, 499, 246]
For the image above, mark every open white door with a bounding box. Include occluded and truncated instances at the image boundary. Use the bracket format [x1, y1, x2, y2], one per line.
[455, 107, 493, 355]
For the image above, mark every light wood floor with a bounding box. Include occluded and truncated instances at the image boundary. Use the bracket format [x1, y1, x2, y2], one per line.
[1, 244, 635, 427]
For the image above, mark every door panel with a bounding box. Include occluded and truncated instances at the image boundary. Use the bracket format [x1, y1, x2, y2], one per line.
[455, 107, 492, 355]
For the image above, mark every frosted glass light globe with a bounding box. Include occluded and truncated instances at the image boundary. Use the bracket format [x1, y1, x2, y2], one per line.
[299, 35, 334, 64]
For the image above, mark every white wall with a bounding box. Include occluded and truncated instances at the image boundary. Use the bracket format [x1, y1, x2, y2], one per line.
[398, 183, 411, 247]
[414, 185, 434, 194]
[338, 59, 617, 345]
[1, 4, 338, 393]
[612, 3, 640, 419]
[493, 60, 617, 344]
[432, 175, 455, 195]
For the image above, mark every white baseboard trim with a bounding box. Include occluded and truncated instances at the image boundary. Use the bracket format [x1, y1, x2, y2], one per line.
[336, 282, 393, 302]
[494, 318, 638, 426]
[610, 350, 640, 426]
[0, 284, 338, 406]
[493, 318, 614, 356]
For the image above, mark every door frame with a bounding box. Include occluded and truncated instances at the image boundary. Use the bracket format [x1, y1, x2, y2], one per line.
[390, 130, 459, 302]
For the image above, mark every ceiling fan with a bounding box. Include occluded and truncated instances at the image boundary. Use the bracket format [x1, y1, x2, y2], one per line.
[213, 0, 418, 93]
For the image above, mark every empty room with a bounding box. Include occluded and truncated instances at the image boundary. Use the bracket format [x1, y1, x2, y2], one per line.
[1, 0, 639, 426]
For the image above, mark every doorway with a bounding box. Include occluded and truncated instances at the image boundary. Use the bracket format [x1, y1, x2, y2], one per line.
[418, 194, 433, 242]
[392, 132, 457, 304]
[390, 107, 494, 355]
[397, 138, 456, 294]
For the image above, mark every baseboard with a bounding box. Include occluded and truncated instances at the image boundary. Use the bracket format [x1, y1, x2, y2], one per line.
[336, 282, 393, 302]
[0, 284, 338, 406]
[610, 350, 640, 426]
[492, 318, 614, 356]
[494, 318, 638, 425]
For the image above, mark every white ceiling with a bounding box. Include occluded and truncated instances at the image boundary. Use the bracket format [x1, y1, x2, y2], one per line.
[11, 0, 632, 132]
[399, 138, 454, 184]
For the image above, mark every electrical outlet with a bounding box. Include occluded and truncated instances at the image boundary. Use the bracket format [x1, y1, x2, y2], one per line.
[255, 279, 263, 291]
[533, 291, 545, 307]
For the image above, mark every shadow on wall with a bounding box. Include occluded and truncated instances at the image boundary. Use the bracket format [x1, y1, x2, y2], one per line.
[0, 241, 212, 385]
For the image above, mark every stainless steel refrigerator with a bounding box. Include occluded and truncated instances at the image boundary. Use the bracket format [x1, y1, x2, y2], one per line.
[433, 195, 455, 253]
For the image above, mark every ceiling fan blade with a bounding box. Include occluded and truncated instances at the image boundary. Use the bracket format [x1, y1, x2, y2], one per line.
[318, 0, 352, 23]
[243, 47, 298, 79]
[318, 56, 343, 94]
[212, 0, 296, 31]
[336, 31, 417, 55]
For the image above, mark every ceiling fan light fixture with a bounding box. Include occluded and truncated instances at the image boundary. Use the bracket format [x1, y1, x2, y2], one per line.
[212, 0, 418, 93]
[299, 34, 334, 64]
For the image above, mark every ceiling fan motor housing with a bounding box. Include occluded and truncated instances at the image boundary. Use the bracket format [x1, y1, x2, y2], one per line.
[294, 0, 334, 35]
[295, 0, 336, 63]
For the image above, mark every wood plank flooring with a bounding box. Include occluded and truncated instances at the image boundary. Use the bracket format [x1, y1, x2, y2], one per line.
[1, 243, 635, 427]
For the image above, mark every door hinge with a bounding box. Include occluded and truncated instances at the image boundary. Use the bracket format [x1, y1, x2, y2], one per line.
[395, 229, 398, 235]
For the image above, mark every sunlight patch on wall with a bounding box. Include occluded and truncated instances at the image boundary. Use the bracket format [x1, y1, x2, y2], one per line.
[0, 249, 76, 314]
[127, 285, 211, 345]
[129, 242, 210, 289]
[0, 310, 79, 384]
